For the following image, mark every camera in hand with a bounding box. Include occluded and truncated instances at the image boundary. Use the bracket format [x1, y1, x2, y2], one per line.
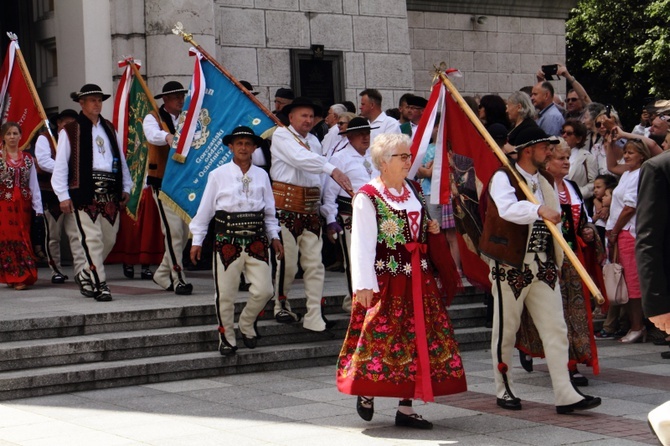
[541, 64, 559, 81]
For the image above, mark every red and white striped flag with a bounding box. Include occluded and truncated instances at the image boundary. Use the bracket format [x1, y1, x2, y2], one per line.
[409, 74, 501, 290]
[172, 48, 205, 163]
[0, 37, 45, 150]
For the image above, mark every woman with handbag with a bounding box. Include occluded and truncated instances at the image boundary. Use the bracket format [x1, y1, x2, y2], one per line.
[337, 133, 465, 429]
[605, 135, 651, 343]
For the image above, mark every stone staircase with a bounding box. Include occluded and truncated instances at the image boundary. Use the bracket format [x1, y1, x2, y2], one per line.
[0, 286, 490, 401]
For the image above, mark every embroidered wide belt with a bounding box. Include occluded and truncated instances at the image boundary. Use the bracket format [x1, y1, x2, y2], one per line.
[336, 195, 352, 215]
[528, 221, 550, 253]
[92, 171, 117, 203]
[214, 210, 265, 237]
[272, 181, 320, 214]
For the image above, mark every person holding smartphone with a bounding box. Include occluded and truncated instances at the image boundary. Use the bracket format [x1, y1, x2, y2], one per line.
[531, 81, 565, 137]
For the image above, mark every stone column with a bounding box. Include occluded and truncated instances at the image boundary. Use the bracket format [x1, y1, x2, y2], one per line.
[55, 0, 114, 111]
[144, 0, 215, 95]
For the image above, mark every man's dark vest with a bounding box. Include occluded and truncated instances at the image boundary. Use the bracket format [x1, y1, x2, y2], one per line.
[63, 112, 123, 207]
[479, 166, 555, 270]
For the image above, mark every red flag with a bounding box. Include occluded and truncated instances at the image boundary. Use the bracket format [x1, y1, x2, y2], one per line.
[436, 83, 501, 290]
[411, 75, 501, 291]
[0, 39, 44, 150]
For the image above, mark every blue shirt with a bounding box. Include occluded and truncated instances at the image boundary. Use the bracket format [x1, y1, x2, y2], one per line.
[536, 103, 564, 137]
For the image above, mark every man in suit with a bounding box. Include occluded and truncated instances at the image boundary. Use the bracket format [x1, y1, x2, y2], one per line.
[637, 150, 670, 359]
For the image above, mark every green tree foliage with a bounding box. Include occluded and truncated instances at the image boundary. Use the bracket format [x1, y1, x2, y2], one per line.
[566, 0, 669, 128]
[634, 0, 670, 97]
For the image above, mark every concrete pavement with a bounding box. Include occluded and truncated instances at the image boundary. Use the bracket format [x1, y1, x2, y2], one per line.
[0, 341, 667, 445]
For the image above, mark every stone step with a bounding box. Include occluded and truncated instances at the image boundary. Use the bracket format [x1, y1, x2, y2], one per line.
[0, 305, 489, 372]
[0, 324, 491, 401]
[0, 290, 487, 342]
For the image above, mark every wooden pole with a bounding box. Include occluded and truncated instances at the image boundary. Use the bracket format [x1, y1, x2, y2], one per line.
[437, 70, 605, 305]
[126, 59, 170, 133]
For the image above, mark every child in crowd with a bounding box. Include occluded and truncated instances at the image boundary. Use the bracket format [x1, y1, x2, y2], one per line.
[592, 174, 618, 322]
[592, 174, 618, 252]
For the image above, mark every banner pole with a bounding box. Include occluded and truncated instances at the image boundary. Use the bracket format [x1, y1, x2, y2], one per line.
[126, 60, 171, 134]
[437, 69, 605, 305]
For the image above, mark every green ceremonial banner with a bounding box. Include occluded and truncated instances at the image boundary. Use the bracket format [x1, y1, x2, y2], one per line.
[124, 79, 150, 220]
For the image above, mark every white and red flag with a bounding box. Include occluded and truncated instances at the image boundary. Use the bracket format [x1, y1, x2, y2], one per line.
[0, 35, 46, 150]
[408, 73, 501, 290]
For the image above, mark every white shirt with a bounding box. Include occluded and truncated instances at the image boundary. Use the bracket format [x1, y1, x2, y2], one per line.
[189, 162, 280, 246]
[142, 111, 178, 146]
[351, 178, 422, 293]
[321, 146, 379, 224]
[51, 121, 133, 202]
[34, 134, 56, 173]
[369, 111, 401, 143]
[321, 125, 344, 160]
[270, 125, 334, 188]
[606, 168, 640, 236]
[489, 164, 548, 225]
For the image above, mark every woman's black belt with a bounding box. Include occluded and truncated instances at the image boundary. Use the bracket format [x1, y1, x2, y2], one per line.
[214, 210, 265, 237]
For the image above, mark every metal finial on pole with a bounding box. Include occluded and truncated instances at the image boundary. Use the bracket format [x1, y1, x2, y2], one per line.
[172, 22, 198, 47]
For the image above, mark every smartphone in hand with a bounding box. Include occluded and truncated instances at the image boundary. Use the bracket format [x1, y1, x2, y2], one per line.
[541, 64, 559, 80]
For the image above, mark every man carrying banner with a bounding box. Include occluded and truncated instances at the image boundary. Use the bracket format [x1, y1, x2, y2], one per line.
[35, 109, 83, 284]
[52, 84, 132, 301]
[190, 126, 283, 356]
[479, 125, 601, 413]
[142, 81, 193, 295]
[321, 117, 379, 312]
[271, 97, 353, 332]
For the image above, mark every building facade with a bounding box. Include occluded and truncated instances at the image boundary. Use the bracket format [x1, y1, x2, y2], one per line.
[1, 0, 577, 114]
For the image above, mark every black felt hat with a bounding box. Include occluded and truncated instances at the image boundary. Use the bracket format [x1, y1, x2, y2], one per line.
[338, 117, 379, 135]
[275, 88, 294, 100]
[154, 81, 188, 99]
[406, 95, 428, 108]
[513, 125, 560, 152]
[222, 126, 264, 147]
[70, 84, 111, 102]
[282, 97, 321, 116]
[240, 80, 259, 96]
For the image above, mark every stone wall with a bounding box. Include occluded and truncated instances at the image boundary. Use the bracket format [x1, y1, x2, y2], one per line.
[408, 11, 567, 101]
[215, 0, 414, 111]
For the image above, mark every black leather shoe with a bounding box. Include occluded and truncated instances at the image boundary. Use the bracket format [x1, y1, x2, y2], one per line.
[556, 395, 601, 414]
[325, 319, 337, 330]
[519, 350, 533, 372]
[275, 309, 301, 324]
[241, 334, 257, 349]
[94, 282, 113, 302]
[140, 268, 153, 280]
[218, 341, 238, 357]
[175, 282, 193, 295]
[356, 396, 374, 421]
[570, 370, 589, 387]
[661, 350, 670, 359]
[51, 273, 68, 284]
[395, 411, 433, 429]
[123, 264, 134, 279]
[74, 271, 97, 298]
[496, 392, 522, 410]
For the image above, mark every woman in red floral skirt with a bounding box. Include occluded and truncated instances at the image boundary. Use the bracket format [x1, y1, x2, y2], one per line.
[0, 122, 42, 290]
[337, 133, 466, 429]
